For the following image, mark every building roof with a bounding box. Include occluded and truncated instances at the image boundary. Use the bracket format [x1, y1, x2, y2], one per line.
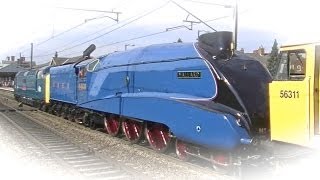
[0, 63, 27, 73]
[35, 62, 50, 69]
[50, 57, 69, 66]
[246, 53, 270, 67]
[64, 56, 86, 64]
[0, 63, 9, 68]
[50, 56, 84, 66]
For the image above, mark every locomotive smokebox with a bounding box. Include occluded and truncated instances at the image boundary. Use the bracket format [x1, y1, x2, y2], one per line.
[198, 31, 233, 59]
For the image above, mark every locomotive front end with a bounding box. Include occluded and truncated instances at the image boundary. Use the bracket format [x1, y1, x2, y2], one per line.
[196, 31, 272, 136]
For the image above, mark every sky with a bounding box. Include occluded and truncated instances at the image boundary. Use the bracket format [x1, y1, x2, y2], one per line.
[0, 0, 320, 64]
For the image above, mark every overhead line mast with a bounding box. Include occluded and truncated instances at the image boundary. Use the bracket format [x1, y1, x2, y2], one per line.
[56, 7, 121, 22]
[171, 0, 217, 32]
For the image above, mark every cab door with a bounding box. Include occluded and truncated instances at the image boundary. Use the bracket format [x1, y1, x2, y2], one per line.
[269, 47, 314, 146]
[314, 45, 320, 135]
[77, 66, 88, 104]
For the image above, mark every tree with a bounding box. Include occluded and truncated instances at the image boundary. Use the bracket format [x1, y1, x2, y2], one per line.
[177, 38, 183, 43]
[267, 39, 279, 77]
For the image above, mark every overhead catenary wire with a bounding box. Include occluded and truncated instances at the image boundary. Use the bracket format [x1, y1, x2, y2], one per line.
[183, 0, 233, 8]
[60, 15, 232, 57]
[170, 0, 217, 32]
[33, 0, 237, 60]
[57, 1, 171, 54]
[32, 20, 121, 58]
[35, 22, 87, 47]
[32, 1, 170, 59]
[62, 31, 169, 57]
[96, 15, 230, 49]
[35, 5, 125, 47]
[39, 13, 233, 59]
[29, 8, 124, 55]
[50, 9, 150, 53]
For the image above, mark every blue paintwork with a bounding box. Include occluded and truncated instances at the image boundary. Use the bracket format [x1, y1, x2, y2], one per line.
[14, 69, 46, 102]
[121, 96, 250, 149]
[14, 42, 252, 150]
[75, 59, 94, 104]
[50, 64, 77, 104]
[14, 71, 28, 98]
[76, 42, 251, 150]
[34, 66, 49, 101]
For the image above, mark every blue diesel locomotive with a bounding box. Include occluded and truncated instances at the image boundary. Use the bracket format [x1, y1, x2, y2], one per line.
[14, 66, 49, 107]
[14, 31, 272, 167]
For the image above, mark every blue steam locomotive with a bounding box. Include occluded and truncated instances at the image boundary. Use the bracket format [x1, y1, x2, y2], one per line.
[14, 31, 271, 167]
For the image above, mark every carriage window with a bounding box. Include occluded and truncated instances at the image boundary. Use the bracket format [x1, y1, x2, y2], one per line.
[87, 59, 99, 72]
[275, 50, 306, 81]
[275, 52, 288, 80]
[27, 70, 36, 76]
[289, 51, 306, 80]
[37, 71, 43, 79]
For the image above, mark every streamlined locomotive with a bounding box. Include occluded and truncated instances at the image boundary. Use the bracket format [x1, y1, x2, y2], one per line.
[14, 31, 272, 167]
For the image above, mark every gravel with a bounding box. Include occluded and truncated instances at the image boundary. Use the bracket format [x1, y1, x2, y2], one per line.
[0, 91, 231, 180]
[0, 112, 85, 180]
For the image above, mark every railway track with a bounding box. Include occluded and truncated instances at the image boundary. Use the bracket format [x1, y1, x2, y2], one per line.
[4, 88, 306, 179]
[0, 101, 141, 179]
[0, 89, 230, 179]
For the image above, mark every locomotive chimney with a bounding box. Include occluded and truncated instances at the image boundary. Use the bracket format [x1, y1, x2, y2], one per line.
[83, 44, 96, 58]
[198, 31, 233, 59]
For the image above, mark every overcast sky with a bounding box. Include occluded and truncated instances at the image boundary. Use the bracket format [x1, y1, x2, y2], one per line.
[0, 0, 319, 64]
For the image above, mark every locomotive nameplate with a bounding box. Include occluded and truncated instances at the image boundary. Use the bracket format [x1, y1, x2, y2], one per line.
[177, 71, 201, 79]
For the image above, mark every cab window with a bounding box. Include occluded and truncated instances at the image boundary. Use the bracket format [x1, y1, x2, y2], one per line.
[37, 71, 43, 79]
[79, 67, 87, 78]
[87, 59, 100, 72]
[275, 50, 306, 81]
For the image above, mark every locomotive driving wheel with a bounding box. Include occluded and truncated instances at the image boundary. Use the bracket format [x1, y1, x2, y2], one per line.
[66, 108, 75, 122]
[175, 139, 190, 161]
[60, 105, 68, 119]
[144, 123, 171, 153]
[56, 103, 63, 117]
[122, 119, 143, 144]
[83, 113, 90, 127]
[104, 115, 121, 136]
[210, 151, 233, 174]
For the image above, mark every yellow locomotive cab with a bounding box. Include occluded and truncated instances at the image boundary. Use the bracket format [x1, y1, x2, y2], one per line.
[269, 43, 320, 148]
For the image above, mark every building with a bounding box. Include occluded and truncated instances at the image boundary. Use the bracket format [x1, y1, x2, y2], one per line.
[0, 53, 88, 87]
[0, 56, 36, 87]
[0, 63, 26, 87]
[49, 56, 84, 66]
[243, 46, 270, 67]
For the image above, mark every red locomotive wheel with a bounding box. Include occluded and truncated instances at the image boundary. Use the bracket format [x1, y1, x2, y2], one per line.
[144, 123, 171, 153]
[104, 115, 121, 136]
[122, 119, 143, 144]
[175, 139, 190, 161]
[210, 151, 231, 173]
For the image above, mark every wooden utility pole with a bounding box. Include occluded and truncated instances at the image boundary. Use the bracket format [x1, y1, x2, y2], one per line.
[30, 43, 33, 69]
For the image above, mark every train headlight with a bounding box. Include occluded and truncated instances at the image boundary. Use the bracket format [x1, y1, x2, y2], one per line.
[235, 113, 242, 127]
